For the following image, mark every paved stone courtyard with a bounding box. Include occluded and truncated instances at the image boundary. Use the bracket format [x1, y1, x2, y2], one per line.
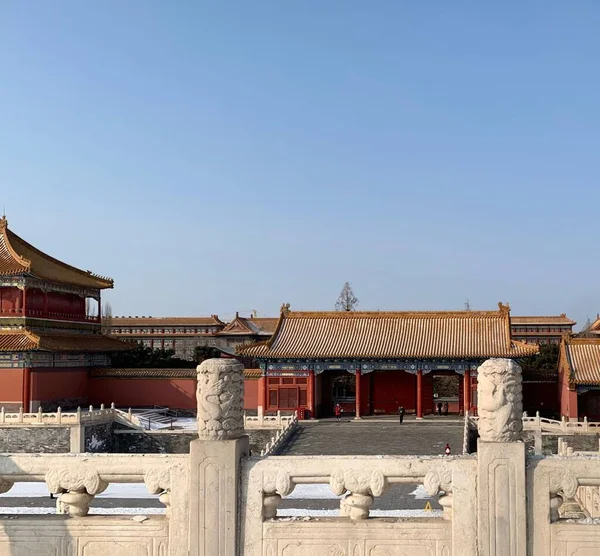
[278, 416, 465, 456]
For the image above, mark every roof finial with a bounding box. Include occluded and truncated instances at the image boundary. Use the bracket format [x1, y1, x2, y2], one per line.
[498, 302, 511, 314]
[280, 303, 291, 315]
[0, 207, 6, 229]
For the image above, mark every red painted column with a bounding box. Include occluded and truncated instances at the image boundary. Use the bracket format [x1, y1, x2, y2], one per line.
[262, 374, 269, 411]
[97, 295, 102, 323]
[257, 375, 266, 412]
[416, 370, 423, 419]
[22, 288, 27, 317]
[463, 370, 471, 414]
[43, 291, 49, 318]
[308, 370, 315, 417]
[355, 368, 361, 419]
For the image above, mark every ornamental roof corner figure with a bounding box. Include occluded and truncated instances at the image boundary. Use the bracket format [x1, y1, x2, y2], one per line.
[0, 216, 113, 289]
[237, 302, 539, 360]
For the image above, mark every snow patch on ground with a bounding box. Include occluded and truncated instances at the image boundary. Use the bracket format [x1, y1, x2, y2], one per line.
[409, 485, 431, 500]
[0, 483, 155, 499]
[87, 434, 106, 451]
[283, 483, 431, 501]
[277, 509, 442, 518]
[284, 484, 342, 500]
[0, 507, 165, 515]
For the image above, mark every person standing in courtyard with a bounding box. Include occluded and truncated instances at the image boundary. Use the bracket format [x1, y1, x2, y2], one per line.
[398, 405, 405, 424]
[443, 402, 449, 416]
[334, 403, 342, 421]
[437, 402, 442, 416]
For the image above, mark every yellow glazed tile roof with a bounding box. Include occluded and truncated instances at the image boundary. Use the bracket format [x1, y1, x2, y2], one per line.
[239, 303, 538, 360]
[219, 315, 279, 336]
[511, 315, 576, 326]
[90, 368, 197, 378]
[0, 329, 132, 353]
[563, 338, 600, 385]
[112, 316, 224, 327]
[0, 217, 113, 289]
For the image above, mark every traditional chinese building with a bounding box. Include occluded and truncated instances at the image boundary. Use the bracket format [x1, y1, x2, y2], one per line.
[109, 313, 278, 363]
[0, 217, 129, 411]
[110, 315, 226, 359]
[216, 314, 278, 358]
[586, 315, 600, 337]
[510, 315, 576, 345]
[558, 336, 600, 420]
[239, 303, 538, 418]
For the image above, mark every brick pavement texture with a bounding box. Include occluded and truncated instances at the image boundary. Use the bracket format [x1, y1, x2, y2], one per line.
[278, 420, 464, 456]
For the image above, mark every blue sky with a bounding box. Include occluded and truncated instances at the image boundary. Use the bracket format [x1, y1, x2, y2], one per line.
[0, 2, 598, 326]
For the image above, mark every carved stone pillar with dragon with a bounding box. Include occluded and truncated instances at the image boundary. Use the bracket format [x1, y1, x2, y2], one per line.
[476, 358, 526, 556]
[189, 358, 249, 556]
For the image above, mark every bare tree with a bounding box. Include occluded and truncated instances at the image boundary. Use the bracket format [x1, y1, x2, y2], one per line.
[335, 282, 359, 312]
[464, 299, 471, 311]
[102, 302, 113, 335]
[579, 316, 594, 337]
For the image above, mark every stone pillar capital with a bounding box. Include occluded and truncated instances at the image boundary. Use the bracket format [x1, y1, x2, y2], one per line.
[196, 358, 244, 440]
[477, 358, 523, 442]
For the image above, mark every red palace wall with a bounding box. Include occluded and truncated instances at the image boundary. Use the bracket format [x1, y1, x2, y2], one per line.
[89, 378, 197, 409]
[31, 367, 89, 409]
[244, 379, 259, 410]
[559, 368, 578, 419]
[0, 368, 25, 410]
[0, 287, 22, 314]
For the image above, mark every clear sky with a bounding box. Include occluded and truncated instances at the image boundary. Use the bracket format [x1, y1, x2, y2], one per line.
[1, 2, 598, 327]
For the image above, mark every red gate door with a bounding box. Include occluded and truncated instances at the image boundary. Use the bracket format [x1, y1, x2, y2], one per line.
[279, 387, 299, 410]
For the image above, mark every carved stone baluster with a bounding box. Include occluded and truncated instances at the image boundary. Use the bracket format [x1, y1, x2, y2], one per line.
[45, 467, 107, 517]
[262, 470, 293, 519]
[549, 471, 579, 522]
[330, 469, 387, 520]
[145, 469, 172, 516]
[424, 465, 453, 520]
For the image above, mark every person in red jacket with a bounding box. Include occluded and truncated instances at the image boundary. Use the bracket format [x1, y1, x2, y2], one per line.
[334, 403, 342, 421]
[444, 443, 451, 456]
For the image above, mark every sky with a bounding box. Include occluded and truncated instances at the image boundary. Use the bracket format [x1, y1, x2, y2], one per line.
[0, 2, 598, 327]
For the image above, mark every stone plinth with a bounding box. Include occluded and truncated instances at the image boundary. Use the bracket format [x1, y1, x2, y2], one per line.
[189, 437, 249, 556]
[477, 440, 527, 556]
[190, 358, 249, 556]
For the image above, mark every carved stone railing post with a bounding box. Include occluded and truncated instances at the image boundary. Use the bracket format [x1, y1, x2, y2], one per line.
[476, 358, 526, 556]
[424, 465, 453, 520]
[330, 469, 387, 520]
[549, 471, 578, 522]
[189, 358, 249, 556]
[45, 467, 107, 516]
[262, 470, 293, 519]
[145, 468, 172, 516]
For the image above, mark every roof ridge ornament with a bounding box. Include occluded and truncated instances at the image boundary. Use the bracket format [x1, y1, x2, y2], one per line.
[280, 303, 291, 315]
[498, 302, 511, 315]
